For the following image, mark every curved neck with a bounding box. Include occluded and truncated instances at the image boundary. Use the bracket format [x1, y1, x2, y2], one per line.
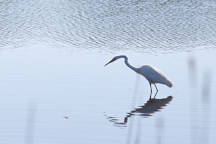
[124, 58, 137, 72]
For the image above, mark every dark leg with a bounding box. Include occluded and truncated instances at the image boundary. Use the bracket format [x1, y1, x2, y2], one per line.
[149, 82, 152, 99]
[154, 84, 158, 98]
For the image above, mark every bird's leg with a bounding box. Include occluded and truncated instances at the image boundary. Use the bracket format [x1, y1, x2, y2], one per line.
[149, 82, 152, 100]
[154, 84, 158, 98]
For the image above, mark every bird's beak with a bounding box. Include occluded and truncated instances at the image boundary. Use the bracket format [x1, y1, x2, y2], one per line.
[104, 59, 114, 66]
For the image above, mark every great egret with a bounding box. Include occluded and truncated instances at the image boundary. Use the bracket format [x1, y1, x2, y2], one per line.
[104, 55, 173, 98]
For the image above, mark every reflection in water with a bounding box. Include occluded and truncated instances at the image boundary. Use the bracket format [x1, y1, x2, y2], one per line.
[25, 103, 37, 144]
[123, 96, 173, 124]
[200, 71, 211, 144]
[106, 96, 173, 125]
[156, 118, 164, 144]
[202, 71, 211, 102]
[188, 56, 197, 87]
[188, 55, 212, 144]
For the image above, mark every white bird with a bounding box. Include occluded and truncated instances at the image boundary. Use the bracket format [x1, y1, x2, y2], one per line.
[104, 55, 173, 99]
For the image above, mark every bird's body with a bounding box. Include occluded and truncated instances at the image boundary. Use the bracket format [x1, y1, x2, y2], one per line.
[137, 65, 172, 87]
[105, 55, 172, 98]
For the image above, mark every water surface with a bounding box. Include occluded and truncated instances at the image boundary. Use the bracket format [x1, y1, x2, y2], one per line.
[0, 0, 216, 144]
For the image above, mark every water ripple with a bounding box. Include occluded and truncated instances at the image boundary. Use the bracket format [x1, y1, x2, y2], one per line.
[0, 0, 216, 53]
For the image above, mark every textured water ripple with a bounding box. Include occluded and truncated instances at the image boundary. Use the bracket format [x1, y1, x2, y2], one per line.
[0, 0, 216, 53]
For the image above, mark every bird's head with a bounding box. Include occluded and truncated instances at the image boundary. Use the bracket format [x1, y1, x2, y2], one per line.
[104, 55, 127, 66]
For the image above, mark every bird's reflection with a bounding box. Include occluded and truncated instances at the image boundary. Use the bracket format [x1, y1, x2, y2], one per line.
[106, 96, 173, 126]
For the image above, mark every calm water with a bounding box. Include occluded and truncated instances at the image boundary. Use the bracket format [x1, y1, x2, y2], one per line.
[0, 0, 216, 144]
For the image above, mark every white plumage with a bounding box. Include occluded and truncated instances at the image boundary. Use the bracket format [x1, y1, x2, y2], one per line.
[137, 65, 172, 87]
[105, 55, 173, 98]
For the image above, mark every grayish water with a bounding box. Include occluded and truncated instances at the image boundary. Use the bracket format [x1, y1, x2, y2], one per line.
[0, 0, 216, 144]
[1, 0, 216, 52]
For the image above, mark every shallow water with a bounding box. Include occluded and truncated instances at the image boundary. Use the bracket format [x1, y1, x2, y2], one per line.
[0, 0, 216, 144]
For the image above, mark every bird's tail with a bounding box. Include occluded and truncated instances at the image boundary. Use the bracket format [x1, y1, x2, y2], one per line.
[166, 79, 173, 88]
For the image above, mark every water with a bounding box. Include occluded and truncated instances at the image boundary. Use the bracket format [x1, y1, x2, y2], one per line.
[0, 0, 216, 144]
